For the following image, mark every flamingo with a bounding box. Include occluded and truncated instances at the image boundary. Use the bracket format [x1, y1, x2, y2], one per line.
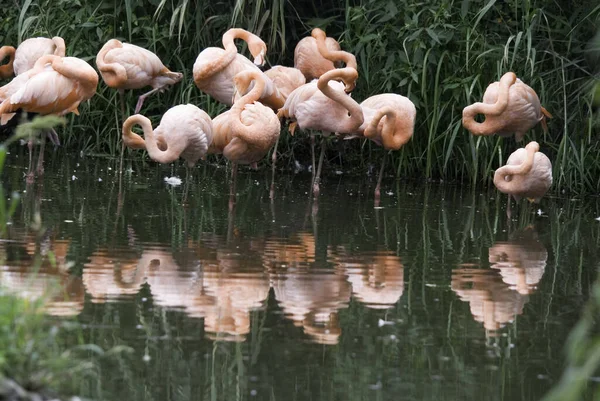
[462, 72, 552, 141]
[193, 28, 267, 106]
[277, 67, 364, 196]
[357, 94, 416, 204]
[208, 69, 281, 208]
[122, 104, 214, 171]
[0, 54, 98, 180]
[96, 39, 183, 118]
[294, 28, 353, 81]
[493, 141, 552, 204]
[0, 36, 66, 79]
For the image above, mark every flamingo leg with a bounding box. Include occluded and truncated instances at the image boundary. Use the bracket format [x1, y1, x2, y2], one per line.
[119, 89, 126, 121]
[46, 129, 60, 147]
[35, 135, 46, 177]
[506, 193, 512, 220]
[270, 136, 280, 200]
[310, 132, 316, 178]
[26, 138, 35, 183]
[374, 150, 389, 207]
[134, 87, 162, 114]
[313, 136, 326, 197]
[229, 162, 238, 213]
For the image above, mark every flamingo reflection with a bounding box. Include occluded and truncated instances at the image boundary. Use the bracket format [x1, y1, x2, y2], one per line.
[0, 236, 84, 316]
[329, 246, 404, 309]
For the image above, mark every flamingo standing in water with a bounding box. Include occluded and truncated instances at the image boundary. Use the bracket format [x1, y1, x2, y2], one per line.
[357, 94, 416, 204]
[96, 39, 183, 176]
[0, 36, 66, 79]
[208, 69, 280, 209]
[0, 54, 98, 180]
[493, 141, 552, 204]
[193, 28, 267, 106]
[121, 104, 214, 170]
[462, 72, 552, 141]
[277, 67, 363, 197]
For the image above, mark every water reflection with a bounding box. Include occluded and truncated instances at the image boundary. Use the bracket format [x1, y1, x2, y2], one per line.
[329, 246, 404, 309]
[452, 226, 547, 333]
[488, 226, 547, 295]
[0, 232, 84, 316]
[83, 247, 146, 303]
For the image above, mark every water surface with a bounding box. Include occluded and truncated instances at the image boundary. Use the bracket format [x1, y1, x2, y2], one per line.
[1, 150, 599, 401]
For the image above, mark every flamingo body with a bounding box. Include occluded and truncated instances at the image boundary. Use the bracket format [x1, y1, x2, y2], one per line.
[96, 39, 182, 91]
[0, 55, 98, 117]
[463, 72, 551, 141]
[294, 35, 342, 81]
[14, 37, 66, 76]
[194, 47, 261, 105]
[193, 28, 267, 106]
[493, 141, 552, 203]
[264, 65, 306, 100]
[122, 104, 213, 167]
[358, 94, 416, 150]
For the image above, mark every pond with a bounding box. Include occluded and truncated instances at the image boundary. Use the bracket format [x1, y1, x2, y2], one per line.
[1, 148, 599, 401]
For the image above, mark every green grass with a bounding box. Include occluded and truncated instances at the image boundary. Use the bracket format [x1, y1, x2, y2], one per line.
[0, 0, 598, 193]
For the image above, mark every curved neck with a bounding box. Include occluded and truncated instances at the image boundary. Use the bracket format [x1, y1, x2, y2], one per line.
[123, 114, 187, 164]
[312, 29, 357, 71]
[0, 46, 16, 79]
[122, 114, 149, 149]
[223, 28, 266, 65]
[51, 36, 66, 56]
[462, 72, 517, 135]
[229, 70, 266, 139]
[365, 106, 412, 150]
[49, 56, 98, 91]
[317, 68, 364, 133]
[493, 141, 539, 189]
[96, 39, 128, 87]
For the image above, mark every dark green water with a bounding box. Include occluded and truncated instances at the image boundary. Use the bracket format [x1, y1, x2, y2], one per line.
[1, 149, 599, 401]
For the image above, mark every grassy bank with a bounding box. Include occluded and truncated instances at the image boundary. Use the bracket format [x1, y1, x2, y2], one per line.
[0, 0, 598, 193]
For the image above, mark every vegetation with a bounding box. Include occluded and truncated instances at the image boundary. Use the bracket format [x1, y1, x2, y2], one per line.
[0, 116, 129, 400]
[0, 0, 598, 192]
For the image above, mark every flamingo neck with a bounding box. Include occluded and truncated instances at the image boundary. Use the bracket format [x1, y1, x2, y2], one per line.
[312, 29, 357, 75]
[462, 72, 517, 136]
[493, 141, 539, 190]
[0, 46, 15, 79]
[122, 114, 149, 149]
[51, 37, 66, 57]
[365, 107, 412, 150]
[96, 39, 127, 87]
[317, 68, 364, 133]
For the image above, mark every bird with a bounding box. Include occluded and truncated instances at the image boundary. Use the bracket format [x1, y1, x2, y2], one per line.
[96, 39, 183, 118]
[122, 104, 214, 169]
[462, 72, 552, 141]
[294, 28, 354, 81]
[277, 67, 364, 196]
[0, 36, 66, 79]
[493, 141, 552, 204]
[208, 69, 281, 209]
[193, 28, 267, 106]
[0, 54, 98, 180]
[357, 93, 416, 204]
